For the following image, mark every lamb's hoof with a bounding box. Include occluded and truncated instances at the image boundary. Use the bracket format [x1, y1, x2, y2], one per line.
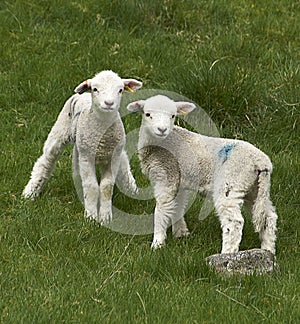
[99, 211, 112, 226]
[22, 187, 39, 200]
[84, 210, 98, 222]
[173, 228, 190, 239]
[151, 240, 165, 250]
[206, 248, 279, 276]
[22, 192, 35, 200]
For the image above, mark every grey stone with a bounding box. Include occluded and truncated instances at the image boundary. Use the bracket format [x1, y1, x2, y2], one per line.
[206, 248, 279, 275]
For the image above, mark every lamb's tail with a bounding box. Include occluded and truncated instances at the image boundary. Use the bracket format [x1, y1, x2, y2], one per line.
[252, 166, 278, 253]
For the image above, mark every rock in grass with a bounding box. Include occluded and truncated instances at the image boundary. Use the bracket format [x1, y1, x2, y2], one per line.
[206, 249, 279, 275]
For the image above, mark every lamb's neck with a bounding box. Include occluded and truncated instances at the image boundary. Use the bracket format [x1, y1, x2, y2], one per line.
[138, 127, 166, 150]
[91, 103, 121, 124]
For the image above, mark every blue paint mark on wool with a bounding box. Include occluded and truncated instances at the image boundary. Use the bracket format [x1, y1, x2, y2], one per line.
[218, 144, 235, 162]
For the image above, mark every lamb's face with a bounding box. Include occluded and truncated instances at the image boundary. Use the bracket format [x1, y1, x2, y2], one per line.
[142, 96, 177, 139]
[74, 70, 142, 113]
[127, 95, 196, 140]
[90, 73, 124, 112]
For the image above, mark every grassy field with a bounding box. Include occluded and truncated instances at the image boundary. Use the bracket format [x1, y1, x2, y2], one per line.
[0, 0, 299, 323]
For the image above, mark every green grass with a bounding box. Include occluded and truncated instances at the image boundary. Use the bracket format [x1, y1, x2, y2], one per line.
[0, 0, 299, 322]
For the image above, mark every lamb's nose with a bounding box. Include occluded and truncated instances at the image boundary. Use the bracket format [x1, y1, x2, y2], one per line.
[158, 127, 167, 134]
[104, 100, 114, 106]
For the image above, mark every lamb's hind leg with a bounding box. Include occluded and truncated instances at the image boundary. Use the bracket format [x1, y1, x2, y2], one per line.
[259, 200, 277, 254]
[72, 146, 83, 203]
[214, 191, 245, 254]
[245, 193, 277, 254]
[244, 169, 278, 254]
[23, 101, 72, 199]
[115, 150, 138, 197]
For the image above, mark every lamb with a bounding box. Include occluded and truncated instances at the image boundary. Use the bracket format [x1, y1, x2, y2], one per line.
[23, 70, 142, 224]
[127, 95, 278, 254]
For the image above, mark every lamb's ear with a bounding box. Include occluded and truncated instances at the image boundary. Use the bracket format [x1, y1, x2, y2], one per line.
[126, 100, 145, 113]
[176, 101, 196, 116]
[74, 79, 91, 94]
[123, 79, 143, 93]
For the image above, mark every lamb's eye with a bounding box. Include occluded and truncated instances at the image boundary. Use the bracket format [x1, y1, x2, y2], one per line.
[119, 88, 123, 94]
[145, 113, 151, 117]
[93, 88, 98, 92]
[171, 115, 175, 119]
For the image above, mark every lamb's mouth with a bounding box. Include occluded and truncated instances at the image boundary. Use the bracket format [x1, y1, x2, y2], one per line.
[154, 132, 168, 138]
[101, 106, 115, 111]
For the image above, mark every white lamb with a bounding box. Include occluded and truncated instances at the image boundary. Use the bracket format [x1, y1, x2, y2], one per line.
[23, 70, 142, 224]
[127, 95, 278, 254]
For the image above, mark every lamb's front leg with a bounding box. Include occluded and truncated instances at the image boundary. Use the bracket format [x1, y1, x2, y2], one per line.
[79, 154, 99, 221]
[172, 190, 190, 239]
[98, 165, 115, 226]
[151, 189, 177, 249]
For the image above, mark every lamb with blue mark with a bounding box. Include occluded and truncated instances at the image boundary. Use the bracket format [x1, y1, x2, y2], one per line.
[127, 95, 278, 255]
[218, 144, 235, 163]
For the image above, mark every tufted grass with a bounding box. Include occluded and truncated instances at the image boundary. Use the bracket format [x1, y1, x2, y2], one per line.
[0, 0, 299, 323]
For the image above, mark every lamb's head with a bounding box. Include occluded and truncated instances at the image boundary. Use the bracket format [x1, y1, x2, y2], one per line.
[74, 70, 142, 112]
[127, 95, 196, 139]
